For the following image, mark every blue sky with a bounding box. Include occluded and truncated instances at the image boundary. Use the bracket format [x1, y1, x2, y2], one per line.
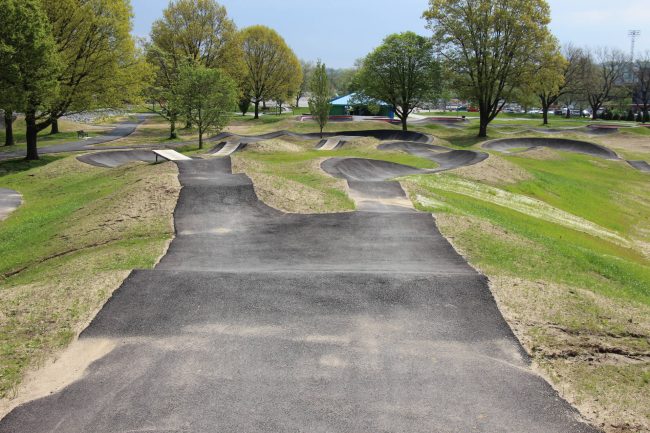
[132, 0, 650, 68]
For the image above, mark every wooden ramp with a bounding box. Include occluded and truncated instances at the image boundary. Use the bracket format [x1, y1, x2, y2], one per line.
[153, 149, 192, 162]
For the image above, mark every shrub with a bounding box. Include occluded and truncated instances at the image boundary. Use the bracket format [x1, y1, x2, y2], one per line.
[627, 110, 635, 121]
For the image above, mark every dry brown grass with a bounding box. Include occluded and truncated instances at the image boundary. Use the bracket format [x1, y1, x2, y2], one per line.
[232, 156, 353, 213]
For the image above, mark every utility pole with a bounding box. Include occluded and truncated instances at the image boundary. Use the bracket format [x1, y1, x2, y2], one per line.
[629, 30, 641, 61]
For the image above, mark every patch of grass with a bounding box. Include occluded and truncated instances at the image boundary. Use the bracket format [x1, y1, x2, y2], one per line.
[0, 156, 179, 397]
[501, 153, 650, 240]
[625, 125, 650, 136]
[410, 174, 650, 304]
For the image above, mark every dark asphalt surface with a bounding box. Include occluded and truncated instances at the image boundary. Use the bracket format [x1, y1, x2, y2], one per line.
[0, 156, 599, 433]
[628, 160, 650, 172]
[482, 137, 620, 159]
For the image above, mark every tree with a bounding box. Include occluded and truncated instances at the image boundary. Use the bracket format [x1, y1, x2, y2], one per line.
[0, 0, 60, 160]
[308, 61, 332, 138]
[584, 48, 628, 120]
[525, 38, 567, 124]
[295, 60, 314, 109]
[329, 65, 360, 96]
[176, 64, 237, 149]
[424, 0, 553, 137]
[356, 32, 440, 131]
[633, 51, 650, 118]
[1, 109, 16, 147]
[148, 0, 239, 138]
[533, 44, 590, 125]
[238, 94, 252, 116]
[240, 25, 302, 119]
[0, 89, 18, 147]
[41, 0, 147, 134]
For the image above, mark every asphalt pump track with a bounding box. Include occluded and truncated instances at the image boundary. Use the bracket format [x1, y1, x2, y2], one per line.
[322, 141, 488, 212]
[0, 156, 598, 432]
[482, 137, 650, 171]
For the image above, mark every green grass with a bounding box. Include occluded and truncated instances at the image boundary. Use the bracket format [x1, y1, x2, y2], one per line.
[243, 147, 438, 169]
[0, 155, 177, 396]
[412, 179, 650, 303]
[501, 153, 650, 237]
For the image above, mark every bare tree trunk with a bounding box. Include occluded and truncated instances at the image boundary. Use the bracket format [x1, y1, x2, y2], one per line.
[50, 116, 59, 134]
[591, 104, 599, 120]
[540, 97, 550, 125]
[4, 110, 14, 146]
[401, 115, 408, 132]
[478, 108, 489, 138]
[198, 130, 203, 149]
[254, 101, 260, 119]
[25, 110, 39, 161]
[169, 113, 177, 139]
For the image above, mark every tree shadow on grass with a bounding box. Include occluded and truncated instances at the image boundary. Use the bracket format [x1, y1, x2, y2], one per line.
[0, 155, 62, 177]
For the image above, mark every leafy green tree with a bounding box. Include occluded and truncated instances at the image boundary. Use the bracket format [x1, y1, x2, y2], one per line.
[357, 32, 440, 131]
[176, 64, 237, 149]
[240, 25, 302, 119]
[41, 0, 148, 134]
[424, 0, 552, 137]
[329, 65, 360, 96]
[308, 61, 332, 138]
[532, 44, 590, 125]
[0, 0, 60, 160]
[525, 38, 567, 124]
[148, 0, 239, 138]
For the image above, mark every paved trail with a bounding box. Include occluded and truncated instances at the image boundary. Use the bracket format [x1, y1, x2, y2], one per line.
[0, 157, 598, 432]
[0, 115, 148, 162]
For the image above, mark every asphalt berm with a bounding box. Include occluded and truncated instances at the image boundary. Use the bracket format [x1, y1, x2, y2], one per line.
[482, 137, 619, 159]
[0, 156, 599, 433]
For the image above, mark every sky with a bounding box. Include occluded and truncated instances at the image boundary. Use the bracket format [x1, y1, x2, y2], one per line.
[131, 0, 650, 69]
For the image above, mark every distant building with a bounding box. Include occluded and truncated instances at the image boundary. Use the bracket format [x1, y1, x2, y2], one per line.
[329, 93, 394, 118]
